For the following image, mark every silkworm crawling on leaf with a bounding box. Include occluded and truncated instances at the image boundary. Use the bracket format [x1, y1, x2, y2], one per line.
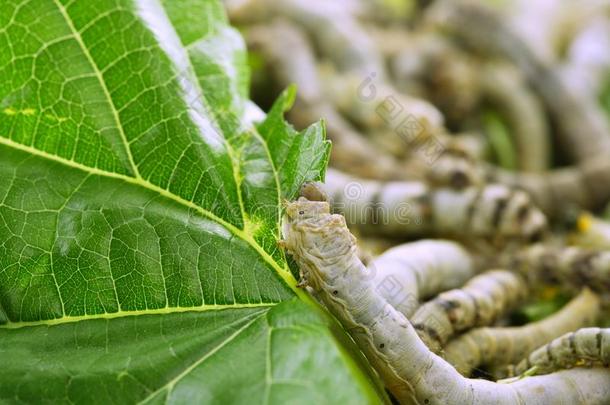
[443, 288, 601, 376]
[507, 244, 610, 293]
[411, 270, 528, 353]
[324, 169, 547, 242]
[367, 240, 477, 317]
[281, 198, 610, 404]
[570, 213, 610, 250]
[512, 328, 610, 377]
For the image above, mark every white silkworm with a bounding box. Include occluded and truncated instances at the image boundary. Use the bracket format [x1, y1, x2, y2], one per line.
[299, 181, 328, 203]
[228, 0, 384, 76]
[390, 33, 481, 126]
[512, 327, 610, 376]
[427, 0, 610, 163]
[282, 198, 610, 404]
[321, 72, 444, 143]
[367, 240, 477, 317]
[411, 270, 528, 353]
[488, 157, 610, 218]
[507, 244, 610, 293]
[324, 169, 547, 242]
[244, 22, 404, 181]
[561, 16, 610, 99]
[391, 34, 550, 173]
[480, 63, 550, 172]
[425, 143, 485, 189]
[443, 288, 601, 376]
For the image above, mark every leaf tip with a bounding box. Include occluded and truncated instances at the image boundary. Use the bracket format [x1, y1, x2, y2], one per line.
[281, 84, 298, 111]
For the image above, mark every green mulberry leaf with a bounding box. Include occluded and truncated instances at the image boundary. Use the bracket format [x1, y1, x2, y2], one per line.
[0, 1, 381, 403]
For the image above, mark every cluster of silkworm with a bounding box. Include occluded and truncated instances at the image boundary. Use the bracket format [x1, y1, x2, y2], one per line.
[228, 0, 610, 402]
[281, 190, 610, 404]
[281, 179, 610, 404]
[282, 198, 610, 405]
[229, 0, 610, 217]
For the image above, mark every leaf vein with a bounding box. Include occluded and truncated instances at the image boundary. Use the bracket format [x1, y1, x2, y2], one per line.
[137, 310, 265, 404]
[51, 0, 142, 179]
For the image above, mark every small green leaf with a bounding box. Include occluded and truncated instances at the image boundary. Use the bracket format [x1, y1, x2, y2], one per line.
[482, 110, 517, 170]
[258, 85, 331, 201]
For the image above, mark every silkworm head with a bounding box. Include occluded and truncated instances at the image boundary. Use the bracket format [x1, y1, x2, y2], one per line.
[284, 197, 330, 221]
[299, 181, 328, 202]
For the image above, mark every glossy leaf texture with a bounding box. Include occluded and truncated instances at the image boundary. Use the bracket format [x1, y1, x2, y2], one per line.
[0, 0, 382, 403]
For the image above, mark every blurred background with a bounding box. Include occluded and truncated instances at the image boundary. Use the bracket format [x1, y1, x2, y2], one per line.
[224, 0, 610, 223]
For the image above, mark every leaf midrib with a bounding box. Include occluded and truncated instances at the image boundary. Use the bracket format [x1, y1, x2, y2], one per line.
[0, 136, 302, 327]
[2, 0, 308, 329]
[53, 0, 286, 266]
[0, 302, 272, 330]
[137, 309, 266, 404]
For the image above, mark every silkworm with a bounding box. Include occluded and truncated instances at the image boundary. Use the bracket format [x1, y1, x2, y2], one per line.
[487, 157, 610, 218]
[390, 35, 550, 173]
[228, 0, 384, 76]
[443, 288, 601, 376]
[411, 270, 528, 353]
[324, 168, 547, 242]
[367, 240, 477, 317]
[321, 72, 445, 148]
[245, 22, 402, 180]
[282, 198, 610, 404]
[390, 33, 482, 126]
[307, 105, 407, 181]
[299, 181, 328, 203]
[425, 140, 485, 189]
[560, 16, 610, 98]
[570, 213, 610, 250]
[480, 63, 550, 172]
[506, 244, 610, 294]
[512, 327, 610, 377]
[245, 0, 442, 143]
[427, 0, 610, 163]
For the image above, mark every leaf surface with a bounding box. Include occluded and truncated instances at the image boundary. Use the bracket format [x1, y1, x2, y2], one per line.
[0, 1, 379, 403]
